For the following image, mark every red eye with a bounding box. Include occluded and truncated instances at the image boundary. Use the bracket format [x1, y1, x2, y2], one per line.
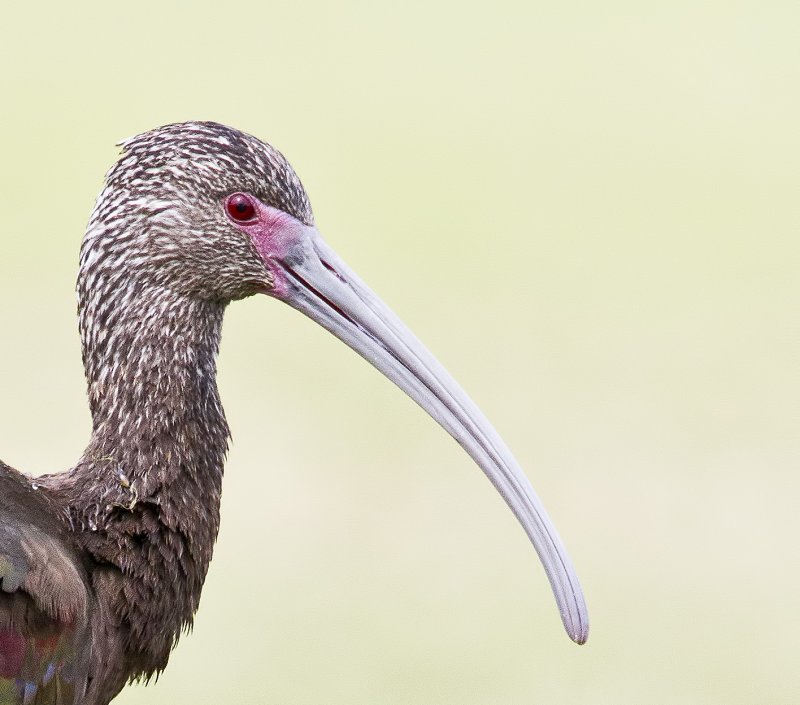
[226, 193, 257, 223]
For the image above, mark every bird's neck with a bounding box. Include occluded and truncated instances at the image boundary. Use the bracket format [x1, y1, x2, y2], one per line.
[78, 284, 230, 498]
[44, 284, 231, 678]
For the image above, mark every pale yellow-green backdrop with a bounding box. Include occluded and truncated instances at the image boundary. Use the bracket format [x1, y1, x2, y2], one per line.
[0, 2, 797, 703]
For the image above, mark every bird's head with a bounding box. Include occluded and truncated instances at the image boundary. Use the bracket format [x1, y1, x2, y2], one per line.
[80, 121, 588, 644]
[81, 121, 315, 303]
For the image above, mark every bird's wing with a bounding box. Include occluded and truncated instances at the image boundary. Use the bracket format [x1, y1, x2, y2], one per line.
[0, 462, 91, 705]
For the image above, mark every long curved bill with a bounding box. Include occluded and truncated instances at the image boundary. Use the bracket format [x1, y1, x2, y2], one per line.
[266, 219, 589, 644]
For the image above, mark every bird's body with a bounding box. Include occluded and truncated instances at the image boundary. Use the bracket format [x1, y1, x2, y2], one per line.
[0, 293, 228, 702]
[1, 122, 587, 704]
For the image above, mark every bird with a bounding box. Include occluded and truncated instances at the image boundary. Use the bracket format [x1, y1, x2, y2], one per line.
[0, 121, 588, 705]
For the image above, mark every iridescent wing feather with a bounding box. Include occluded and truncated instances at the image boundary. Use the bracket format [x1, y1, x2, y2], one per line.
[0, 464, 90, 705]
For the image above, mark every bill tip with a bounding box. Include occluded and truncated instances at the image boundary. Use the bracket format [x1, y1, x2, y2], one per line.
[566, 618, 589, 645]
[570, 629, 589, 645]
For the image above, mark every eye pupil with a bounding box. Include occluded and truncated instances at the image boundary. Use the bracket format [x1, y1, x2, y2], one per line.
[226, 193, 257, 222]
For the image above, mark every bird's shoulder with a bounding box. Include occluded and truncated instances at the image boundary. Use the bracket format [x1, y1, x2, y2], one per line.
[0, 460, 91, 705]
[0, 461, 88, 622]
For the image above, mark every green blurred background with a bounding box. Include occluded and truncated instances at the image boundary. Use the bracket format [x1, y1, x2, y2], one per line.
[0, 1, 797, 703]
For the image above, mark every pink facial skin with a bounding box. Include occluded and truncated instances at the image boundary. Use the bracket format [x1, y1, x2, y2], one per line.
[224, 193, 310, 299]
